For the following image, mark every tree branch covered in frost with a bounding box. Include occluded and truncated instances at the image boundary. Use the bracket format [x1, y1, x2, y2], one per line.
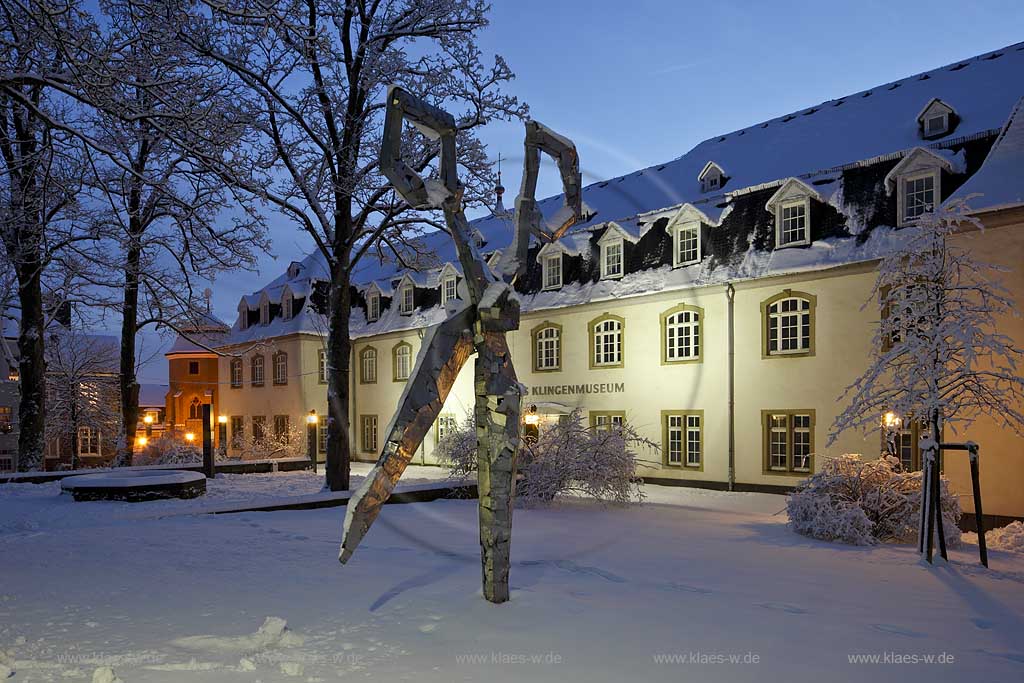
[440, 410, 651, 506]
[830, 198, 1024, 444]
[788, 454, 960, 546]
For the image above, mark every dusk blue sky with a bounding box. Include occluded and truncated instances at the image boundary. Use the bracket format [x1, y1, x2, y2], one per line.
[134, 0, 1024, 384]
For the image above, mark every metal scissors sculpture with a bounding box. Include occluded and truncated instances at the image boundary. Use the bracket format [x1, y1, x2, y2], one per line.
[339, 86, 584, 603]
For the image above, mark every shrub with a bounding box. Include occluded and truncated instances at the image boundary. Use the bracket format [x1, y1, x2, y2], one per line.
[136, 433, 201, 466]
[439, 409, 649, 506]
[787, 453, 961, 546]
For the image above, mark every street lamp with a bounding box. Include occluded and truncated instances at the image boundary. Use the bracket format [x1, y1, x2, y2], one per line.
[136, 435, 148, 448]
[523, 405, 540, 444]
[882, 412, 902, 461]
[7, 366, 18, 382]
[184, 432, 195, 443]
[143, 413, 154, 438]
[307, 410, 319, 474]
[217, 415, 228, 457]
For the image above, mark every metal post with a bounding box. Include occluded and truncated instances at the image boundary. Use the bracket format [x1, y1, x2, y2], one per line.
[933, 455, 948, 561]
[202, 403, 215, 478]
[969, 445, 988, 568]
[308, 418, 318, 474]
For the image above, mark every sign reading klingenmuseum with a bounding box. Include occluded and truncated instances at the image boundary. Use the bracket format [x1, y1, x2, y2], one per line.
[530, 382, 625, 396]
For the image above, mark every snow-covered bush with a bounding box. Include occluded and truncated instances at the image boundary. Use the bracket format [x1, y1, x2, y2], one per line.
[787, 454, 961, 546]
[966, 521, 1024, 553]
[136, 433, 201, 466]
[440, 409, 649, 506]
[231, 425, 307, 460]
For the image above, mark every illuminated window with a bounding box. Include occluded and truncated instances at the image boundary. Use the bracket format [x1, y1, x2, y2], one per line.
[764, 411, 814, 473]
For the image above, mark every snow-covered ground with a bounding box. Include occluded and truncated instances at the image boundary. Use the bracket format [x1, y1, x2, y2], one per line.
[1, 480, 1021, 682]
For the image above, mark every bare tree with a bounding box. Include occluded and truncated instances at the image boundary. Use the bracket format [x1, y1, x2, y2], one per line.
[0, 0, 96, 470]
[74, 0, 268, 465]
[165, 0, 526, 490]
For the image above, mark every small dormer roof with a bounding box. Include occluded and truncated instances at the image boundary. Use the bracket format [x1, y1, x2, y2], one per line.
[536, 240, 571, 262]
[698, 161, 726, 181]
[883, 147, 955, 192]
[438, 262, 459, 280]
[287, 261, 304, 279]
[666, 203, 715, 229]
[916, 97, 955, 123]
[597, 221, 638, 245]
[764, 178, 824, 212]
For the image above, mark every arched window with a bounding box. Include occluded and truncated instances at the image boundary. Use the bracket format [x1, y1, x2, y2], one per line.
[531, 323, 562, 372]
[188, 397, 201, 419]
[360, 346, 378, 384]
[661, 304, 702, 363]
[230, 358, 243, 388]
[589, 314, 624, 369]
[392, 341, 412, 381]
[763, 291, 816, 357]
[251, 355, 265, 386]
[273, 352, 288, 385]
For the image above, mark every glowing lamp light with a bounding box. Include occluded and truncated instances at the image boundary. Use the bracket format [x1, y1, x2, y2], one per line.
[184, 432, 196, 442]
[143, 414, 154, 425]
[307, 410, 319, 425]
[883, 412, 901, 429]
[7, 367, 18, 382]
[217, 415, 228, 424]
[523, 405, 540, 427]
[136, 436, 148, 447]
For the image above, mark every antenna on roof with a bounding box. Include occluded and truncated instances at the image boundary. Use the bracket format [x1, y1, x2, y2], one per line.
[202, 288, 213, 313]
[493, 152, 508, 217]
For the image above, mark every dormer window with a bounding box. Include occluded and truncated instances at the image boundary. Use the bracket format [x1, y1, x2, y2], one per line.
[281, 293, 293, 321]
[238, 301, 249, 331]
[366, 289, 381, 322]
[537, 243, 565, 291]
[287, 261, 302, 279]
[884, 148, 951, 228]
[765, 178, 821, 249]
[398, 283, 414, 315]
[917, 98, 956, 140]
[672, 221, 701, 267]
[698, 161, 726, 194]
[259, 299, 270, 325]
[601, 240, 623, 279]
[439, 267, 458, 306]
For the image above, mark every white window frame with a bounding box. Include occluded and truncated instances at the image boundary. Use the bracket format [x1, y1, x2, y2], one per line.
[366, 290, 381, 322]
[273, 352, 288, 385]
[441, 275, 458, 305]
[77, 426, 101, 456]
[591, 316, 623, 368]
[592, 413, 624, 434]
[701, 173, 720, 193]
[362, 415, 378, 453]
[282, 294, 293, 321]
[534, 325, 561, 371]
[361, 347, 378, 384]
[260, 300, 270, 325]
[664, 307, 701, 362]
[251, 355, 265, 386]
[672, 220, 701, 267]
[924, 112, 948, 137]
[542, 253, 562, 290]
[230, 359, 243, 388]
[393, 343, 412, 381]
[600, 240, 623, 280]
[398, 284, 415, 315]
[318, 349, 328, 383]
[776, 198, 810, 248]
[436, 413, 457, 443]
[898, 169, 940, 227]
[766, 296, 813, 356]
[318, 421, 328, 454]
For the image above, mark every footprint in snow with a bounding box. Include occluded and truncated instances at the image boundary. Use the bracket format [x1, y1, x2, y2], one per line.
[756, 602, 807, 614]
[871, 624, 926, 638]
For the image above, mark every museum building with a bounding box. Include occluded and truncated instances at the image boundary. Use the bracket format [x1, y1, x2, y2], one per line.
[170, 42, 1024, 524]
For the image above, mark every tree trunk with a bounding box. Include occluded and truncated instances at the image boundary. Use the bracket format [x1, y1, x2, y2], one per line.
[474, 332, 521, 604]
[14, 260, 46, 472]
[116, 239, 141, 467]
[326, 258, 352, 491]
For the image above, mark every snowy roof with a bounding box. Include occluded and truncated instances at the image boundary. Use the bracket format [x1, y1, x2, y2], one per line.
[349, 41, 1024, 287]
[225, 42, 1024, 346]
[945, 96, 1024, 213]
[138, 384, 167, 408]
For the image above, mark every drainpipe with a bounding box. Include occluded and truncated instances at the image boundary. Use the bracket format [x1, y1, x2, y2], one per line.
[726, 282, 736, 491]
[349, 343, 357, 460]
